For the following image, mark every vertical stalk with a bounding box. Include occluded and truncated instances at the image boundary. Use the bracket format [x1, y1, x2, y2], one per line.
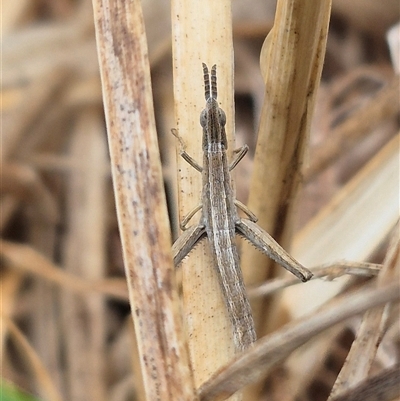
[171, 0, 240, 394]
[242, 0, 332, 326]
[241, 2, 331, 397]
[92, 0, 196, 399]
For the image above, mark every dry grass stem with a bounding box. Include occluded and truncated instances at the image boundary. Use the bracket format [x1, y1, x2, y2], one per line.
[0, 163, 59, 229]
[199, 280, 400, 401]
[306, 74, 400, 181]
[286, 134, 399, 318]
[2, 1, 399, 400]
[2, 316, 63, 401]
[92, 0, 195, 399]
[171, 0, 239, 392]
[59, 109, 108, 400]
[330, 363, 400, 401]
[328, 232, 400, 399]
[248, 261, 381, 299]
[1, 240, 128, 301]
[2, 68, 72, 159]
[241, 0, 332, 346]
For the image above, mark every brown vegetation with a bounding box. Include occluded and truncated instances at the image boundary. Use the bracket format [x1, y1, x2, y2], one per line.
[1, 1, 399, 400]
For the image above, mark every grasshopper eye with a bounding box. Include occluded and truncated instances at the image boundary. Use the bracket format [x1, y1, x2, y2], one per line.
[200, 109, 207, 127]
[218, 109, 226, 126]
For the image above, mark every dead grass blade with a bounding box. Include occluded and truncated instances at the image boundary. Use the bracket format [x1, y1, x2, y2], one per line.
[1, 239, 129, 301]
[1, 316, 63, 401]
[240, 0, 332, 344]
[92, 0, 196, 399]
[2, 67, 72, 160]
[306, 74, 400, 181]
[199, 280, 400, 401]
[248, 261, 381, 299]
[171, 0, 240, 393]
[330, 363, 400, 401]
[328, 231, 400, 399]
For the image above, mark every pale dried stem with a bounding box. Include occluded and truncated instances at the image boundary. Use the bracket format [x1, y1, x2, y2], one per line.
[273, 132, 400, 399]
[240, 0, 332, 342]
[2, 316, 64, 401]
[0, 269, 24, 359]
[248, 261, 381, 299]
[0, 240, 129, 301]
[61, 109, 108, 401]
[306, 74, 400, 181]
[199, 280, 400, 401]
[92, 0, 196, 400]
[2, 67, 72, 159]
[330, 363, 400, 401]
[171, 0, 240, 393]
[290, 133, 400, 309]
[328, 228, 400, 400]
[27, 206, 60, 392]
[0, 163, 59, 226]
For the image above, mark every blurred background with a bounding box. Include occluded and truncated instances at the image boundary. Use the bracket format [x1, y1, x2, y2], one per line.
[1, 1, 399, 401]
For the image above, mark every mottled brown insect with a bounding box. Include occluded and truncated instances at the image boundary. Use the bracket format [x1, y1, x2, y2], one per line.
[172, 64, 312, 352]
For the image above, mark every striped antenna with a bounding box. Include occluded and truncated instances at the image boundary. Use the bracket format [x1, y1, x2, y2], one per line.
[202, 63, 210, 100]
[210, 64, 217, 99]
